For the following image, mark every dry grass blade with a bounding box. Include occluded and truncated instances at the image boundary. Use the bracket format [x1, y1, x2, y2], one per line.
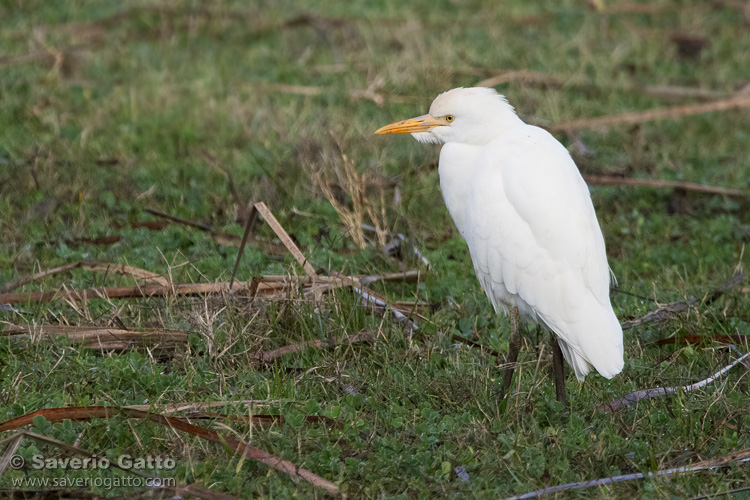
[501, 448, 750, 499]
[2, 324, 188, 353]
[584, 175, 747, 198]
[310, 157, 388, 250]
[598, 350, 750, 413]
[258, 329, 375, 362]
[0, 407, 339, 495]
[0, 260, 169, 293]
[17, 430, 238, 500]
[550, 93, 750, 131]
[621, 273, 747, 330]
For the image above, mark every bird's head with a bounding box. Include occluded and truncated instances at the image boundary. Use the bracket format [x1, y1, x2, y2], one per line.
[375, 87, 521, 145]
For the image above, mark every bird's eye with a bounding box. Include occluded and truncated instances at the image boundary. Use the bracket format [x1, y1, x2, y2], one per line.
[445, 115, 455, 122]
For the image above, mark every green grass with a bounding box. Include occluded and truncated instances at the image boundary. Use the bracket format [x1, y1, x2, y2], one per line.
[1, 0, 750, 498]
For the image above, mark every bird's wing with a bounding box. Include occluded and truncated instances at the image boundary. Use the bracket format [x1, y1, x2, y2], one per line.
[464, 127, 623, 379]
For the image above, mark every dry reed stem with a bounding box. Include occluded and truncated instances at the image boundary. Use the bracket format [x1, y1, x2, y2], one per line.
[254, 202, 317, 277]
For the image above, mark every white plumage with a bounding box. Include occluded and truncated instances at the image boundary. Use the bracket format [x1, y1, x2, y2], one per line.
[376, 87, 623, 382]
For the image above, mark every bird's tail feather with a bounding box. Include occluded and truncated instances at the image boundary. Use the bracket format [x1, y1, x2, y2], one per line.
[544, 304, 624, 382]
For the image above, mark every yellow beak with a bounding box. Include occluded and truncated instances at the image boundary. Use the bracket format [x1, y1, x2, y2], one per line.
[374, 114, 447, 135]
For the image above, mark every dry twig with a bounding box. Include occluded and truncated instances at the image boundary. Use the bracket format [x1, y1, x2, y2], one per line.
[501, 446, 750, 499]
[584, 175, 746, 198]
[476, 70, 730, 102]
[0, 275, 348, 305]
[599, 351, 750, 413]
[0, 260, 169, 293]
[550, 94, 750, 131]
[2, 325, 188, 353]
[621, 273, 747, 330]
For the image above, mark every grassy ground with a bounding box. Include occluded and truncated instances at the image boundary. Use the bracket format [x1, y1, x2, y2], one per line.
[2, 0, 750, 498]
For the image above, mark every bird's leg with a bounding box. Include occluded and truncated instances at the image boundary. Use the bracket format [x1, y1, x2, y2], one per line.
[499, 306, 521, 401]
[550, 335, 568, 407]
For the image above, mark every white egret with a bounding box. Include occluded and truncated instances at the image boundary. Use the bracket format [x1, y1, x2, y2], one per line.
[375, 87, 623, 402]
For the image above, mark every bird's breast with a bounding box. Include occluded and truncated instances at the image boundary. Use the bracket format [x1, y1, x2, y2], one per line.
[437, 143, 487, 239]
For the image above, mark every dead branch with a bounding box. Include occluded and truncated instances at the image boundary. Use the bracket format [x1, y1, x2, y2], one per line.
[0, 271, 421, 307]
[550, 93, 750, 131]
[599, 350, 750, 413]
[0, 407, 339, 495]
[2, 325, 188, 353]
[257, 329, 375, 362]
[621, 273, 747, 330]
[501, 447, 750, 499]
[0, 275, 348, 305]
[584, 175, 747, 198]
[254, 202, 316, 277]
